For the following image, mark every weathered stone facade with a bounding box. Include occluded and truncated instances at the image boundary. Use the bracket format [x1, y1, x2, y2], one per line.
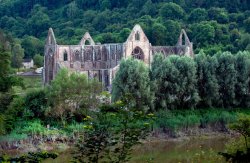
[43, 25, 193, 90]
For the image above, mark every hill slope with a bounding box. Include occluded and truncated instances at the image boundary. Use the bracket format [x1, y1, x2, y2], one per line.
[0, 0, 250, 58]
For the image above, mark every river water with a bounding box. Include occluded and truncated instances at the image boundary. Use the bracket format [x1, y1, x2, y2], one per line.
[43, 136, 229, 163]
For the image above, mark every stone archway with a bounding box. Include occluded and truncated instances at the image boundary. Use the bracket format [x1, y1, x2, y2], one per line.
[131, 46, 144, 61]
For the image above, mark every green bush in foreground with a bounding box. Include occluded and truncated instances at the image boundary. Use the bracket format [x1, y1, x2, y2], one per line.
[0, 151, 58, 163]
[219, 114, 250, 162]
[73, 98, 154, 163]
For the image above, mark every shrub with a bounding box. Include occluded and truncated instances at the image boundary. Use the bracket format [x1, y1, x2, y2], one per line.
[4, 96, 25, 132]
[0, 114, 5, 135]
[24, 89, 48, 120]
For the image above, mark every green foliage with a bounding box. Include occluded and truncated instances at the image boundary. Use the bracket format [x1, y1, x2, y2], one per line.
[33, 54, 44, 67]
[169, 56, 199, 109]
[234, 51, 250, 108]
[208, 7, 229, 24]
[151, 54, 199, 110]
[24, 89, 48, 120]
[20, 120, 48, 137]
[46, 68, 102, 124]
[215, 52, 237, 108]
[229, 114, 250, 148]
[0, 151, 58, 163]
[219, 114, 250, 162]
[191, 22, 215, 48]
[0, 131, 27, 142]
[11, 43, 24, 69]
[163, 20, 181, 46]
[189, 8, 208, 23]
[112, 58, 153, 111]
[0, 114, 5, 135]
[155, 109, 238, 135]
[160, 2, 185, 20]
[244, 17, 250, 33]
[73, 99, 153, 163]
[195, 51, 219, 107]
[21, 36, 43, 59]
[0, 0, 249, 57]
[27, 5, 50, 38]
[0, 45, 22, 92]
[4, 95, 25, 132]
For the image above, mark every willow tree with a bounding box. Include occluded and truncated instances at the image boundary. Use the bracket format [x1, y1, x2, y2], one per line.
[169, 55, 200, 109]
[215, 52, 237, 108]
[194, 51, 219, 107]
[234, 51, 250, 107]
[151, 54, 199, 110]
[112, 58, 153, 111]
[151, 54, 180, 110]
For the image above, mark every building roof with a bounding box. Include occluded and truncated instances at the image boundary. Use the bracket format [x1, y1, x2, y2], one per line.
[23, 59, 33, 63]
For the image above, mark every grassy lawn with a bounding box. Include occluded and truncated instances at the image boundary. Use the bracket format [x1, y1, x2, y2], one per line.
[13, 76, 43, 95]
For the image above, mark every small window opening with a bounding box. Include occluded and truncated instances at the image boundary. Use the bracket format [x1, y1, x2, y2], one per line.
[64, 51, 68, 61]
[85, 39, 91, 45]
[135, 31, 140, 41]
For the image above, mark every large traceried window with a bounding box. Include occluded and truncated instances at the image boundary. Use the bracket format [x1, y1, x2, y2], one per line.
[131, 47, 144, 60]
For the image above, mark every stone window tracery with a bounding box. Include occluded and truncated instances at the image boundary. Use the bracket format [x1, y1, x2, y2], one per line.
[131, 47, 144, 60]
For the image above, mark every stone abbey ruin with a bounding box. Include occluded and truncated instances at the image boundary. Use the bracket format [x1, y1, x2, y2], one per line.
[43, 25, 194, 89]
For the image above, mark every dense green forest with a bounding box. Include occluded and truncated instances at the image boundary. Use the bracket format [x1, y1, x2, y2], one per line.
[0, 0, 250, 60]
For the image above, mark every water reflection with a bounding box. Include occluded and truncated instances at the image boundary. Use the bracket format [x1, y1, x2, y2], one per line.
[43, 136, 228, 163]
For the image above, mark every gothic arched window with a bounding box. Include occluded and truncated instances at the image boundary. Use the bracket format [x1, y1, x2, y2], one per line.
[135, 31, 140, 41]
[75, 50, 81, 61]
[63, 50, 68, 61]
[85, 39, 91, 45]
[131, 47, 144, 60]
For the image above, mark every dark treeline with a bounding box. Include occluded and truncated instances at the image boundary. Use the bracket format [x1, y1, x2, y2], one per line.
[112, 51, 250, 111]
[0, 0, 249, 59]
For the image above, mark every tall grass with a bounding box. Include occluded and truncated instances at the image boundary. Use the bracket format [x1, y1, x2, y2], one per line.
[154, 108, 245, 134]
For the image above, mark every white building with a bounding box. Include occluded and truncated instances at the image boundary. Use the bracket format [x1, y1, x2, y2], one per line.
[22, 59, 34, 69]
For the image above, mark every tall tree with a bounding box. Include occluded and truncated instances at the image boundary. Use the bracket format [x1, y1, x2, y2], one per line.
[151, 54, 180, 110]
[160, 2, 185, 20]
[0, 45, 19, 92]
[21, 36, 43, 59]
[11, 44, 24, 69]
[188, 8, 208, 23]
[194, 51, 219, 107]
[26, 5, 50, 37]
[234, 51, 250, 107]
[169, 55, 200, 109]
[215, 52, 237, 108]
[112, 58, 153, 111]
[33, 54, 44, 67]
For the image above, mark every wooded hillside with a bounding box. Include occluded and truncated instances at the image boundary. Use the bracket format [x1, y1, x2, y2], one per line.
[0, 0, 249, 58]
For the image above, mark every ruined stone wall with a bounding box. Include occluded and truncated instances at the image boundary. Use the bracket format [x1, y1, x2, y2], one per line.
[124, 25, 152, 65]
[43, 25, 194, 89]
[46, 44, 124, 89]
[152, 46, 187, 57]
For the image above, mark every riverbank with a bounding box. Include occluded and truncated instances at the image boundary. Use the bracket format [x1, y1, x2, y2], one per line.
[0, 126, 237, 156]
[0, 108, 247, 159]
[43, 134, 231, 163]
